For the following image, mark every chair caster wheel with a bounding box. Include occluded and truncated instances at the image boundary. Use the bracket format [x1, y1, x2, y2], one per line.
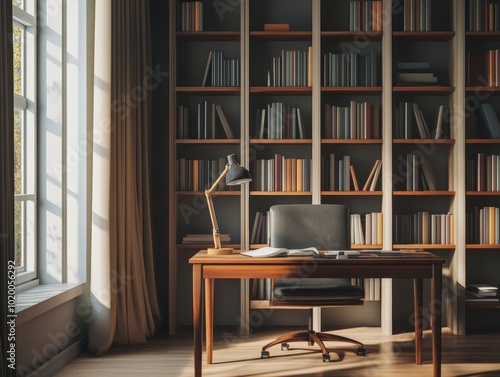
[261, 351, 270, 358]
[357, 347, 366, 356]
[280, 343, 289, 351]
[322, 353, 330, 362]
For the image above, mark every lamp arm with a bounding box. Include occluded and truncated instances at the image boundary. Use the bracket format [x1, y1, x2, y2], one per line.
[205, 164, 229, 250]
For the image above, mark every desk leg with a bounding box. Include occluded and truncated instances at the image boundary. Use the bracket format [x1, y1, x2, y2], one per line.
[432, 263, 442, 377]
[205, 279, 214, 364]
[414, 278, 423, 365]
[193, 264, 203, 377]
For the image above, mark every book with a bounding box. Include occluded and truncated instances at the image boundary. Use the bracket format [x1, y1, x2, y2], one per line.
[434, 105, 445, 139]
[466, 283, 498, 294]
[264, 23, 290, 31]
[202, 51, 213, 86]
[478, 103, 500, 138]
[350, 165, 360, 191]
[363, 159, 381, 191]
[413, 103, 429, 138]
[240, 246, 319, 258]
[215, 104, 235, 138]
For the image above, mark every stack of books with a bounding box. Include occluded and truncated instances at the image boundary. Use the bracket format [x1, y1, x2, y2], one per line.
[182, 234, 231, 244]
[466, 283, 499, 302]
[395, 62, 438, 86]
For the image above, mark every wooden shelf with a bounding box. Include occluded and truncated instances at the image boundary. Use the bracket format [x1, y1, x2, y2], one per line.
[393, 139, 455, 145]
[250, 191, 312, 196]
[176, 86, 240, 94]
[250, 139, 312, 144]
[321, 139, 382, 144]
[392, 31, 456, 40]
[466, 244, 500, 249]
[465, 31, 500, 40]
[466, 301, 500, 310]
[176, 139, 240, 144]
[392, 86, 455, 95]
[176, 31, 240, 41]
[351, 244, 383, 249]
[250, 31, 312, 40]
[321, 191, 382, 196]
[465, 87, 500, 94]
[321, 31, 383, 40]
[393, 244, 456, 250]
[393, 191, 455, 196]
[321, 86, 382, 94]
[466, 191, 500, 196]
[250, 86, 312, 95]
[175, 191, 241, 196]
[466, 139, 500, 144]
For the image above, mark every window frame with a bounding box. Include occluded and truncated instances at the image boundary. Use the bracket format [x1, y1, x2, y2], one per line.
[13, 1, 38, 286]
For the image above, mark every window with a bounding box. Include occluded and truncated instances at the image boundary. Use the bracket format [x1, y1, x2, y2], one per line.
[13, 0, 37, 285]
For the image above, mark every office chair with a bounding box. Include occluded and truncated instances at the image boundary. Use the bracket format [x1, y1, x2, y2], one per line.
[260, 204, 366, 362]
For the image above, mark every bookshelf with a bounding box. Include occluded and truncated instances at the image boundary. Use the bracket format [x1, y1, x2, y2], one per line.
[167, 0, 500, 335]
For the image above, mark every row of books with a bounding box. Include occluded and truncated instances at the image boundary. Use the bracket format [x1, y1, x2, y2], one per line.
[466, 153, 500, 191]
[352, 278, 381, 301]
[466, 206, 500, 244]
[250, 155, 311, 192]
[399, 153, 438, 191]
[324, 101, 381, 139]
[177, 102, 234, 139]
[349, 0, 383, 32]
[250, 211, 269, 245]
[251, 278, 380, 301]
[466, 283, 498, 302]
[466, 0, 500, 31]
[202, 50, 240, 87]
[402, 0, 432, 32]
[323, 155, 382, 192]
[178, 1, 203, 32]
[322, 50, 378, 87]
[350, 213, 383, 246]
[267, 48, 312, 87]
[177, 158, 232, 191]
[393, 101, 447, 139]
[181, 233, 230, 244]
[393, 212, 454, 245]
[467, 50, 500, 87]
[254, 103, 305, 139]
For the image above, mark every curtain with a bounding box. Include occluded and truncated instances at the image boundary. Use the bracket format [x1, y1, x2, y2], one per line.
[0, 2, 15, 376]
[89, 0, 160, 355]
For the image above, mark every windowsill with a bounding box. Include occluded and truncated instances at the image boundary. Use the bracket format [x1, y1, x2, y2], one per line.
[16, 283, 86, 326]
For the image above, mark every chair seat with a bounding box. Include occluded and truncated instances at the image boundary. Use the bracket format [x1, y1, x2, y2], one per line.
[272, 281, 364, 305]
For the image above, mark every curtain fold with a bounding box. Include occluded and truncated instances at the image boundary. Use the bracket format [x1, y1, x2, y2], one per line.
[90, 0, 160, 355]
[1, 1, 15, 376]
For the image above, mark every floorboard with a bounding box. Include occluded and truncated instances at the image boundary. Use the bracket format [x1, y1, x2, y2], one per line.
[55, 327, 500, 377]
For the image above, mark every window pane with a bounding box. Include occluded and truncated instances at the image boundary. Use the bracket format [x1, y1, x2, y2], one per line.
[14, 201, 23, 268]
[14, 108, 23, 195]
[13, 23, 23, 96]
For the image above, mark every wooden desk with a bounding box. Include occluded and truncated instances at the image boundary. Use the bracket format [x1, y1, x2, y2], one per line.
[189, 250, 445, 377]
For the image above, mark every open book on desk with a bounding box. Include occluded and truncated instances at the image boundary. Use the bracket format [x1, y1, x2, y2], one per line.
[240, 246, 319, 258]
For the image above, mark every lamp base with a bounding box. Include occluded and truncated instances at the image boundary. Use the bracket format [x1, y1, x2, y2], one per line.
[207, 247, 234, 255]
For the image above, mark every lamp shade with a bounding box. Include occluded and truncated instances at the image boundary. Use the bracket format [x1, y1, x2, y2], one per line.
[226, 154, 252, 186]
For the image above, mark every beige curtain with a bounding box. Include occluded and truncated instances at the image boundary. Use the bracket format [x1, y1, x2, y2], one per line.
[1, 1, 15, 376]
[90, 0, 160, 355]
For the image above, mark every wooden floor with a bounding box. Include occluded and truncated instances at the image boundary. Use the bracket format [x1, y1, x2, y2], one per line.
[55, 327, 500, 377]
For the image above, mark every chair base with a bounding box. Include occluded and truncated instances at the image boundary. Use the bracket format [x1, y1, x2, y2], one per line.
[261, 330, 366, 362]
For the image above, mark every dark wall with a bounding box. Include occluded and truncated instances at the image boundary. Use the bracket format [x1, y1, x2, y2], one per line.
[149, 0, 170, 335]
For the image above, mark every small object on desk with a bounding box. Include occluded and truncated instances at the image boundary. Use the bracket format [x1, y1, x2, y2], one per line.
[319, 250, 360, 259]
[240, 246, 319, 258]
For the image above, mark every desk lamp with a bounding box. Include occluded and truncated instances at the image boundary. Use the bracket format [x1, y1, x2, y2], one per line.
[205, 154, 252, 255]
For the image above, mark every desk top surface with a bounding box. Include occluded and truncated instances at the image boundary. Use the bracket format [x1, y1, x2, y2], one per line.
[189, 250, 445, 265]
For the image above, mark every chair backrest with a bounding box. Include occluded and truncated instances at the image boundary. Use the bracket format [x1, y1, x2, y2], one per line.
[269, 204, 350, 250]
